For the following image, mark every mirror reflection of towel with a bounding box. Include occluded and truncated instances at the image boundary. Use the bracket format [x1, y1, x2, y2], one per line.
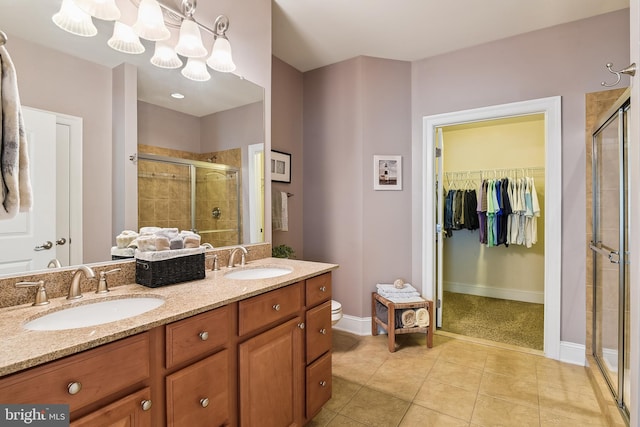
[272, 191, 289, 231]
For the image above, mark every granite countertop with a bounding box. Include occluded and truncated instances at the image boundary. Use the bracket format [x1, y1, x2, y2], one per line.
[0, 258, 338, 377]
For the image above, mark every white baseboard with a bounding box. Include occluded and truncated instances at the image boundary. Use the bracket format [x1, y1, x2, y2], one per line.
[333, 314, 373, 336]
[444, 281, 544, 304]
[559, 341, 586, 366]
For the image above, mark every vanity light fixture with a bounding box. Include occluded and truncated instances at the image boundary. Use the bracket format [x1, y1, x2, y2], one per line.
[181, 57, 211, 82]
[206, 15, 236, 73]
[52, 0, 98, 37]
[52, 0, 238, 82]
[75, 0, 121, 21]
[133, 0, 170, 41]
[108, 21, 145, 54]
[151, 41, 183, 69]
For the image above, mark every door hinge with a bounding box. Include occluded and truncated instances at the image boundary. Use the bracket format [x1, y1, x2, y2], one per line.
[435, 148, 442, 158]
[437, 299, 441, 309]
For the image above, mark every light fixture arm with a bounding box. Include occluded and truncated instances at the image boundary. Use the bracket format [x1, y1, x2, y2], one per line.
[214, 15, 230, 38]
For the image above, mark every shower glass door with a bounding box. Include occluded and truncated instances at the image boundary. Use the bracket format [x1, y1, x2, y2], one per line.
[591, 97, 630, 417]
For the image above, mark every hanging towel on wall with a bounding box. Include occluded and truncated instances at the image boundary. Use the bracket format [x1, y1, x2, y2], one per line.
[271, 191, 289, 231]
[0, 45, 32, 219]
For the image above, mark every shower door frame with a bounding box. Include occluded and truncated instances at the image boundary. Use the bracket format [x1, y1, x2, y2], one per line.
[137, 153, 241, 242]
[591, 94, 630, 418]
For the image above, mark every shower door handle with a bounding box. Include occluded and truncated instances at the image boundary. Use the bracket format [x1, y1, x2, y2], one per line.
[589, 242, 620, 264]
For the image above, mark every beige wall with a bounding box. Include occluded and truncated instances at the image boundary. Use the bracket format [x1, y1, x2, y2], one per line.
[9, 36, 113, 263]
[411, 9, 630, 345]
[442, 116, 545, 300]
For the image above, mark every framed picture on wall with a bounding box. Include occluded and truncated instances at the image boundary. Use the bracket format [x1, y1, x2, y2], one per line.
[271, 150, 292, 183]
[373, 155, 402, 190]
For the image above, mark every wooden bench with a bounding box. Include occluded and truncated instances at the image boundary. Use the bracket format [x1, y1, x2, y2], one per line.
[371, 292, 434, 352]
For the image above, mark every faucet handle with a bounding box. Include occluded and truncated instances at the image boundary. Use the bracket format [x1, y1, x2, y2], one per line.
[206, 253, 219, 271]
[15, 281, 49, 306]
[97, 268, 121, 294]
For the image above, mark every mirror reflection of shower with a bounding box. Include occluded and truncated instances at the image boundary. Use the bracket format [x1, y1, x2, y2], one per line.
[138, 153, 241, 248]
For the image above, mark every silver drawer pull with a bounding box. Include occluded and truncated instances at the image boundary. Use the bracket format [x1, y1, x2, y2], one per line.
[272, 304, 281, 311]
[319, 286, 326, 292]
[319, 328, 327, 335]
[141, 400, 152, 411]
[67, 382, 82, 395]
[319, 381, 327, 387]
[200, 398, 210, 408]
[199, 331, 209, 341]
[298, 322, 305, 329]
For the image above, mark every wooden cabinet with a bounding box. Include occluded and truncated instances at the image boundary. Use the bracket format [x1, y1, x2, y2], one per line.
[303, 272, 333, 421]
[0, 333, 150, 419]
[166, 350, 230, 427]
[239, 317, 304, 427]
[164, 306, 232, 427]
[71, 387, 153, 427]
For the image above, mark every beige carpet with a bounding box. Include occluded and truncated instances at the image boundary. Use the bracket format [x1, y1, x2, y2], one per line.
[441, 291, 544, 350]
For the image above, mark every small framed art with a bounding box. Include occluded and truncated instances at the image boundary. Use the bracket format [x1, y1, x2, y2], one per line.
[373, 155, 402, 190]
[271, 150, 291, 183]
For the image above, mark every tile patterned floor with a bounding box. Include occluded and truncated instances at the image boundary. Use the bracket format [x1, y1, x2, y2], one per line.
[309, 330, 623, 427]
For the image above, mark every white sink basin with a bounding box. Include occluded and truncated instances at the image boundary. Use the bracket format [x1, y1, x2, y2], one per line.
[23, 297, 165, 331]
[224, 266, 293, 280]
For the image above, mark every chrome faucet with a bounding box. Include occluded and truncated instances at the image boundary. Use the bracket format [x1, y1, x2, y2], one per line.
[227, 246, 248, 268]
[67, 265, 96, 300]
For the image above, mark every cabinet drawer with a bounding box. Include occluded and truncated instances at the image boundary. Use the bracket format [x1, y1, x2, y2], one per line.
[166, 306, 230, 369]
[166, 350, 230, 427]
[0, 333, 150, 414]
[305, 273, 331, 307]
[306, 301, 332, 364]
[306, 352, 332, 419]
[239, 282, 303, 336]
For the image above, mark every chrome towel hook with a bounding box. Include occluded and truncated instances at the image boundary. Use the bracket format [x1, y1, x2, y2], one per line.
[601, 62, 636, 87]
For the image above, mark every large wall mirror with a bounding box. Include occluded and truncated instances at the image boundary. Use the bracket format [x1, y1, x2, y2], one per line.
[0, 0, 265, 277]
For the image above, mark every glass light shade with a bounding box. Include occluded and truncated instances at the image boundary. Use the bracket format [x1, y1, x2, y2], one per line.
[206, 36, 236, 73]
[52, 0, 98, 37]
[75, 0, 121, 21]
[133, 0, 170, 41]
[108, 22, 145, 54]
[181, 58, 211, 82]
[175, 19, 207, 58]
[151, 41, 183, 69]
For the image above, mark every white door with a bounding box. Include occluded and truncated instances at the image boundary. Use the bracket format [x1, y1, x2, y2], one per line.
[248, 143, 265, 243]
[435, 128, 444, 327]
[55, 122, 71, 266]
[0, 107, 57, 275]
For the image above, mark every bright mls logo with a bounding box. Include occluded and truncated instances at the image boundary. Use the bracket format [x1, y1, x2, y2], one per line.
[0, 404, 69, 426]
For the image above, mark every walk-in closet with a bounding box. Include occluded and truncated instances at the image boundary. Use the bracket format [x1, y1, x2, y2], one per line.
[437, 115, 546, 350]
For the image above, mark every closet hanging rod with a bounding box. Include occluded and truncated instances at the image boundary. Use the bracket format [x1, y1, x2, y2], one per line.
[444, 166, 544, 177]
[0, 30, 7, 46]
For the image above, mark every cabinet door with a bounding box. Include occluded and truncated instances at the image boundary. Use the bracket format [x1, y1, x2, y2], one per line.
[166, 350, 230, 427]
[71, 387, 152, 427]
[239, 317, 304, 427]
[306, 353, 332, 420]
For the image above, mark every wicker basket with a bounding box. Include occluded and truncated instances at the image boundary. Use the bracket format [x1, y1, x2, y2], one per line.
[136, 248, 205, 288]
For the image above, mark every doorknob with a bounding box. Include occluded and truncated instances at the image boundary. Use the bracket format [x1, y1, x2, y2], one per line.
[56, 238, 67, 246]
[34, 241, 53, 251]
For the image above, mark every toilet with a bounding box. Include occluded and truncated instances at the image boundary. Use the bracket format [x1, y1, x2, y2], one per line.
[331, 300, 343, 325]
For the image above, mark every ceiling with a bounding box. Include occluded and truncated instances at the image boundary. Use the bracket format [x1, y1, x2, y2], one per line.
[272, 0, 630, 72]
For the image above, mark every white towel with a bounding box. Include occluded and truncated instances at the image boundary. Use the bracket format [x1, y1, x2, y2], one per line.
[401, 310, 416, 328]
[0, 45, 32, 219]
[381, 296, 426, 304]
[272, 191, 289, 232]
[280, 191, 289, 232]
[376, 283, 418, 294]
[416, 308, 430, 327]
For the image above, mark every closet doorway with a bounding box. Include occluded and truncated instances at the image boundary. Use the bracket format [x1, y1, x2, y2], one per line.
[422, 97, 562, 359]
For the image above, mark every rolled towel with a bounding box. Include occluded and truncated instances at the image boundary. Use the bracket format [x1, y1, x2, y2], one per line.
[183, 233, 201, 248]
[139, 226, 161, 235]
[135, 235, 156, 252]
[170, 236, 184, 250]
[416, 308, 430, 327]
[401, 310, 416, 328]
[116, 230, 138, 248]
[155, 236, 170, 251]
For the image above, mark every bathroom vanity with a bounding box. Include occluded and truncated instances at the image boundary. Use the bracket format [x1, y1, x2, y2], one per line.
[0, 258, 337, 426]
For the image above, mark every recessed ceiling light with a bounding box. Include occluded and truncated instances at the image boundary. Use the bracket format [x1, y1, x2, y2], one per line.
[171, 92, 185, 99]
